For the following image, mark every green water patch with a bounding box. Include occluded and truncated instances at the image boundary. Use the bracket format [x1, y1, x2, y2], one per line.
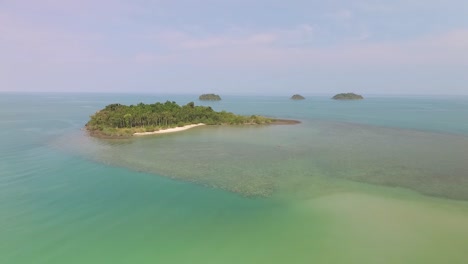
[5, 121, 468, 264]
[52, 120, 468, 200]
[0, 152, 331, 264]
[301, 191, 468, 264]
[4, 156, 468, 264]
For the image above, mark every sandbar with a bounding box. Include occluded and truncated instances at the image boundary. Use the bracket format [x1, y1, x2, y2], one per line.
[133, 123, 205, 136]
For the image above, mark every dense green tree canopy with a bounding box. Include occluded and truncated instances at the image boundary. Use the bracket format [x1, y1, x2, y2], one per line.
[199, 94, 221, 101]
[332, 93, 364, 100]
[86, 101, 271, 137]
[291, 94, 305, 100]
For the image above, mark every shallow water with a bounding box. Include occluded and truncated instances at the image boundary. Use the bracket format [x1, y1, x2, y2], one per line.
[56, 117, 468, 200]
[1, 93, 468, 263]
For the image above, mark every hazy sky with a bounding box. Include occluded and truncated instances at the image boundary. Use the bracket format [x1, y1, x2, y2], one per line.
[1, 0, 468, 94]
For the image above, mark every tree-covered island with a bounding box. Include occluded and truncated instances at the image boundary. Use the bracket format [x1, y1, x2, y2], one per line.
[291, 94, 305, 100]
[199, 94, 222, 101]
[85, 101, 275, 137]
[332, 93, 364, 100]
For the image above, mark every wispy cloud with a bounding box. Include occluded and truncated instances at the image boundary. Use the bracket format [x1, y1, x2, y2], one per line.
[2, 0, 468, 93]
[325, 9, 353, 20]
[0, 11, 107, 64]
[132, 26, 468, 69]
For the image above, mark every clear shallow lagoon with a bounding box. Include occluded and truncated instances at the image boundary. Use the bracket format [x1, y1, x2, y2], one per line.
[1, 93, 468, 263]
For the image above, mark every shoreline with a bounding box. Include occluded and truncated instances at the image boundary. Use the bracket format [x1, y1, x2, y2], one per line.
[271, 119, 301, 125]
[87, 119, 301, 139]
[133, 123, 206, 136]
[133, 119, 300, 136]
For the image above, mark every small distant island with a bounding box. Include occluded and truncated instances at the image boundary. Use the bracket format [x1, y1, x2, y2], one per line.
[291, 94, 305, 100]
[199, 94, 221, 101]
[332, 93, 364, 100]
[85, 101, 297, 138]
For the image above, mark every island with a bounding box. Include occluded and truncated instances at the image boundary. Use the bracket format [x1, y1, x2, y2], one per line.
[85, 101, 291, 138]
[332, 93, 364, 100]
[199, 94, 221, 101]
[290, 94, 305, 100]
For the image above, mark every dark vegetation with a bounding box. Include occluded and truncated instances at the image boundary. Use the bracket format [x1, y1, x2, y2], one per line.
[199, 93, 222, 101]
[332, 93, 364, 100]
[291, 94, 305, 100]
[85, 101, 272, 137]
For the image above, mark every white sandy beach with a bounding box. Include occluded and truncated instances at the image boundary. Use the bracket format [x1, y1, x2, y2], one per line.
[133, 123, 205, 136]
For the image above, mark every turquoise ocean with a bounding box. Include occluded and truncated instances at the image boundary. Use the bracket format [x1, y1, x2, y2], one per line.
[1, 93, 468, 263]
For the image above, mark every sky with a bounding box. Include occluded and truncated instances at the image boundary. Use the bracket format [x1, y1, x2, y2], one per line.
[1, 0, 468, 95]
